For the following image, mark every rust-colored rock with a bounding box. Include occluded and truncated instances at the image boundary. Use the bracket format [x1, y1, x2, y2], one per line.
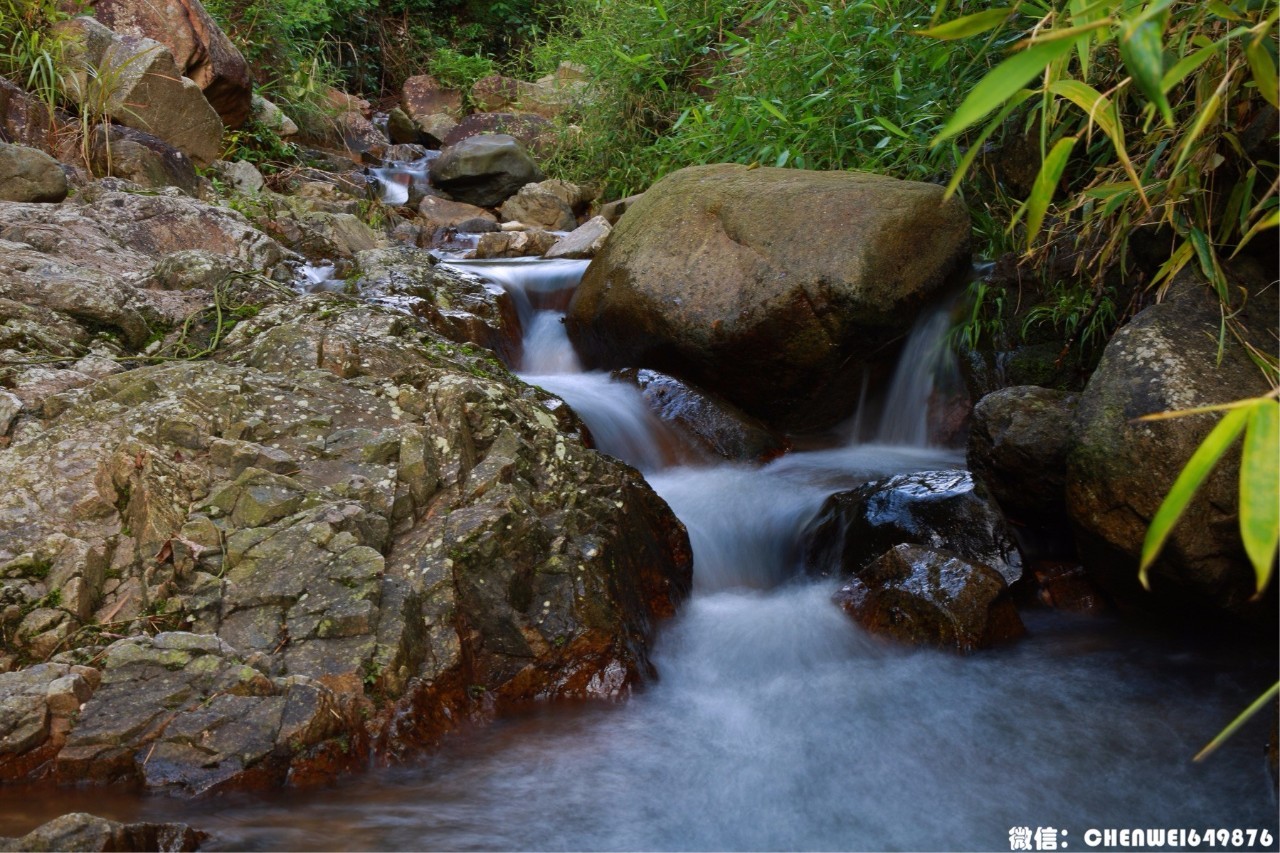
[88, 0, 253, 128]
[835, 544, 1025, 653]
[402, 74, 463, 120]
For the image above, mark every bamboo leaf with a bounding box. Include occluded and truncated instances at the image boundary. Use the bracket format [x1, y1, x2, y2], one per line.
[1170, 74, 1227, 179]
[1139, 406, 1250, 589]
[942, 89, 1034, 198]
[876, 116, 911, 139]
[1246, 35, 1279, 109]
[1194, 682, 1280, 762]
[1050, 79, 1148, 204]
[1240, 400, 1279, 594]
[757, 98, 789, 123]
[1120, 10, 1174, 125]
[1025, 136, 1076, 247]
[1231, 209, 1280, 257]
[935, 36, 1078, 143]
[914, 7, 1014, 40]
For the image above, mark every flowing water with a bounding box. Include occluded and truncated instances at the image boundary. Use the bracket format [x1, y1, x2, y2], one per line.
[3, 259, 1275, 850]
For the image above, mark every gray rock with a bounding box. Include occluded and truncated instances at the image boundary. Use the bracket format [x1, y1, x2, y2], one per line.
[1065, 269, 1276, 629]
[430, 134, 543, 207]
[599, 193, 642, 224]
[968, 386, 1078, 523]
[499, 182, 577, 231]
[209, 158, 266, 195]
[250, 94, 298, 138]
[418, 196, 497, 231]
[0, 143, 68, 203]
[565, 164, 971, 431]
[835, 544, 1025, 653]
[0, 391, 20, 436]
[88, 125, 198, 195]
[0, 812, 203, 852]
[546, 215, 611, 259]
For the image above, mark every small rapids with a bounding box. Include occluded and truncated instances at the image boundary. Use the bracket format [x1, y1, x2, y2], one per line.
[3, 257, 1273, 851]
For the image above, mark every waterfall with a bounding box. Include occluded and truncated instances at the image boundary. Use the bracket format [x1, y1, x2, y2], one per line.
[873, 303, 956, 446]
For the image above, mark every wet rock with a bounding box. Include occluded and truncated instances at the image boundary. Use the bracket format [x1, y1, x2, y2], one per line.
[418, 196, 497, 232]
[1065, 269, 1277, 631]
[338, 111, 388, 160]
[402, 75, 462, 121]
[430, 134, 543, 207]
[546, 215, 611, 259]
[835, 544, 1025, 652]
[89, 0, 253, 129]
[0, 143, 68, 203]
[0, 297, 690, 789]
[967, 386, 1078, 524]
[59, 16, 223, 166]
[351, 246, 521, 362]
[442, 113, 553, 151]
[0, 812, 203, 852]
[565, 164, 971, 431]
[0, 664, 98, 781]
[88, 125, 199, 195]
[471, 229, 558, 259]
[802, 470, 1022, 585]
[614, 368, 788, 462]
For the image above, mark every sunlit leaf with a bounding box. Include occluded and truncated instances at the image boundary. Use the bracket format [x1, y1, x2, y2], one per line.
[1195, 681, 1280, 762]
[942, 89, 1034, 198]
[757, 98, 789, 123]
[876, 116, 911, 138]
[1231, 209, 1280, 257]
[1241, 400, 1279, 594]
[935, 36, 1077, 143]
[1050, 79, 1147, 204]
[1139, 406, 1250, 589]
[913, 7, 1014, 40]
[1025, 136, 1076, 247]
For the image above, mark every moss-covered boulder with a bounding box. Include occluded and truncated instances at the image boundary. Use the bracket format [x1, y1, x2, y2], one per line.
[0, 297, 690, 791]
[1065, 269, 1276, 632]
[565, 164, 971, 431]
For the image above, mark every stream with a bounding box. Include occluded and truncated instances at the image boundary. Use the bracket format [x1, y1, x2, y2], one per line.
[2, 256, 1275, 851]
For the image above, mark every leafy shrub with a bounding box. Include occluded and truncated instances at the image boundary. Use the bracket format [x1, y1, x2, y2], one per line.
[0, 0, 78, 109]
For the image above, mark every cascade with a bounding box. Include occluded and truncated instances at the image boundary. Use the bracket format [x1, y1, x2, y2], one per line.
[8, 256, 1270, 850]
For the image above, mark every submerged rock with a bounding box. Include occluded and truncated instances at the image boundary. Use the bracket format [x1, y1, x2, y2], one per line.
[565, 164, 971, 431]
[835, 544, 1025, 653]
[802, 469, 1021, 585]
[0, 298, 691, 791]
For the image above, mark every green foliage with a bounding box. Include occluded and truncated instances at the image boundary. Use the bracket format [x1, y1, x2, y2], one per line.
[923, 0, 1278, 298]
[533, 0, 997, 199]
[0, 0, 76, 110]
[221, 118, 301, 172]
[1020, 278, 1118, 357]
[428, 47, 497, 91]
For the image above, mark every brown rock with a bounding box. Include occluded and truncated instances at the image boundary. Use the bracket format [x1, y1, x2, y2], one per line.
[418, 196, 497, 231]
[402, 74, 462, 120]
[470, 229, 558, 259]
[835, 544, 1025, 652]
[565, 164, 971, 431]
[471, 74, 520, 112]
[443, 113, 553, 150]
[89, 0, 253, 128]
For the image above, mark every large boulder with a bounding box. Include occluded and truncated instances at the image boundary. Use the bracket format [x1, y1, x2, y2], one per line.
[0, 143, 68, 203]
[87, 125, 199, 195]
[88, 0, 253, 128]
[802, 469, 1022, 585]
[564, 164, 971, 431]
[1065, 269, 1276, 630]
[59, 17, 224, 166]
[430, 134, 543, 207]
[0, 298, 691, 790]
[0, 79, 62, 153]
[499, 182, 577, 231]
[834, 544, 1025, 653]
[967, 386, 1078, 524]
